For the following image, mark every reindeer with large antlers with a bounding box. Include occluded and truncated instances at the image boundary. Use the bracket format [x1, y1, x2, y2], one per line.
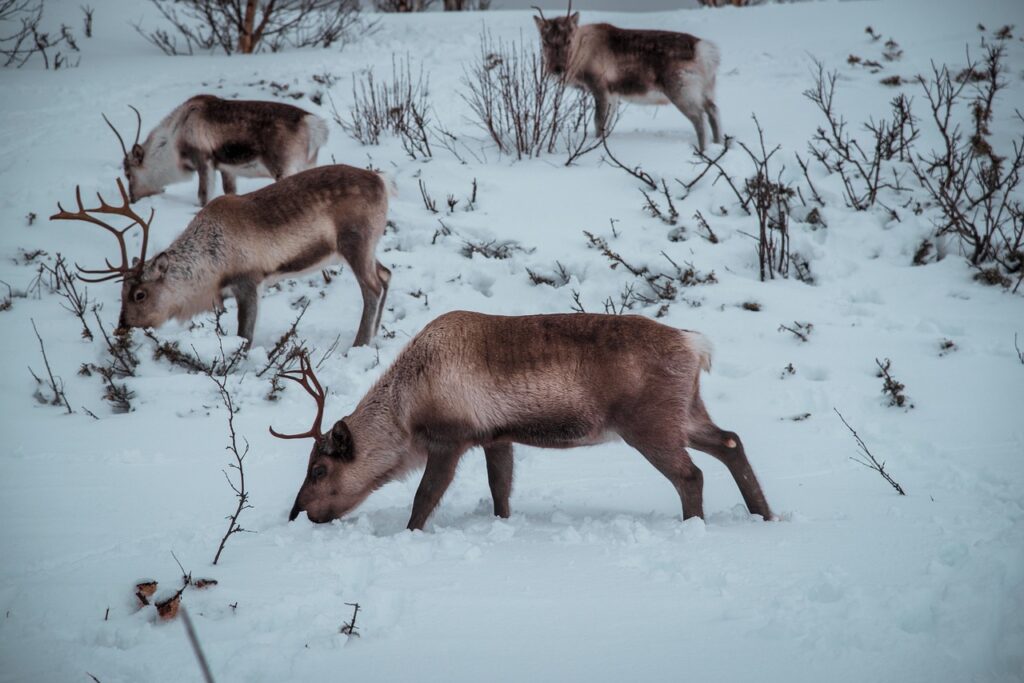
[273, 312, 773, 530]
[51, 165, 392, 346]
[104, 95, 329, 206]
[533, 3, 722, 151]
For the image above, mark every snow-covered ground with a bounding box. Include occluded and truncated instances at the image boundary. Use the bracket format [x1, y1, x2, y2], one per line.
[2, 1, 1024, 681]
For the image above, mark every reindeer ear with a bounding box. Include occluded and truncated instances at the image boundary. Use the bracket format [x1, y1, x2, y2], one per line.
[330, 421, 354, 461]
[569, 11, 579, 26]
[131, 144, 144, 165]
[533, 15, 544, 31]
[149, 253, 170, 279]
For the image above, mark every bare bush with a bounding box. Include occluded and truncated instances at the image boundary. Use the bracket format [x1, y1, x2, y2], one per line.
[442, 0, 489, 9]
[910, 43, 1023, 289]
[804, 59, 918, 210]
[461, 30, 591, 160]
[584, 230, 716, 315]
[374, 0, 432, 11]
[138, 0, 364, 56]
[736, 117, 796, 281]
[206, 336, 252, 566]
[1, 0, 80, 69]
[334, 56, 432, 159]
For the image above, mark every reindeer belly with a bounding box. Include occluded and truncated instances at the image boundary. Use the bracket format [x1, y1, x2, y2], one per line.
[261, 238, 339, 287]
[622, 92, 672, 105]
[213, 142, 271, 178]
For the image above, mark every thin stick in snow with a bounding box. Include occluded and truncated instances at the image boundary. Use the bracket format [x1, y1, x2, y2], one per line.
[834, 408, 906, 495]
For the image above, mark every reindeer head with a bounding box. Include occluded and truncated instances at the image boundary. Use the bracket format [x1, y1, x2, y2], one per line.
[116, 253, 179, 331]
[272, 354, 398, 524]
[50, 178, 169, 332]
[533, 4, 580, 77]
[103, 106, 162, 203]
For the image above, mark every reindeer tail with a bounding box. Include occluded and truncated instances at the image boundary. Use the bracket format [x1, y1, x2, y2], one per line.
[682, 330, 714, 373]
[306, 115, 330, 160]
[695, 39, 720, 96]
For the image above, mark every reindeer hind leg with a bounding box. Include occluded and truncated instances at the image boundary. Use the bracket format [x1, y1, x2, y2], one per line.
[666, 74, 707, 152]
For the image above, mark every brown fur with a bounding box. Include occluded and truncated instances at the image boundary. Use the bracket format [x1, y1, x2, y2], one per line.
[286, 312, 772, 529]
[535, 13, 722, 150]
[118, 165, 391, 347]
[117, 95, 329, 206]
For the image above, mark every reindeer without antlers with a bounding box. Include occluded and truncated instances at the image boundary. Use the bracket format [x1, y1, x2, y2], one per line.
[51, 165, 392, 347]
[104, 95, 330, 206]
[533, 2, 722, 151]
[272, 312, 772, 530]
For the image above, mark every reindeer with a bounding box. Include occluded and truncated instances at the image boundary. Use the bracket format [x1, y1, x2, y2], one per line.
[50, 165, 391, 347]
[103, 95, 330, 207]
[533, 4, 722, 151]
[273, 312, 772, 530]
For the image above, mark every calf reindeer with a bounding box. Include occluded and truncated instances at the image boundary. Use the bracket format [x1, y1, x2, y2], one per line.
[274, 312, 772, 530]
[534, 4, 722, 151]
[104, 95, 329, 206]
[51, 165, 391, 347]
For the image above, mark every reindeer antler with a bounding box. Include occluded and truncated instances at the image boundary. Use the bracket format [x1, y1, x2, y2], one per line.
[50, 177, 154, 283]
[566, 0, 573, 17]
[531, 5, 546, 20]
[269, 352, 328, 441]
[102, 105, 142, 158]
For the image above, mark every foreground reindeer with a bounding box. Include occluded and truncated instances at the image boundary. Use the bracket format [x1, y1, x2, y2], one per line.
[104, 95, 329, 206]
[51, 166, 391, 346]
[533, 5, 722, 151]
[274, 312, 772, 529]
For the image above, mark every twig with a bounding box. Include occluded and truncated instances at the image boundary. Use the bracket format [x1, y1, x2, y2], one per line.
[418, 178, 438, 213]
[600, 136, 657, 190]
[29, 319, 73, 414]
[778, 321, 813, 343]
[1016, 333, 1024, 365]
[340, 602, 361, 637]
[181, 608, 216, 683]
[834, 408, 906, 495]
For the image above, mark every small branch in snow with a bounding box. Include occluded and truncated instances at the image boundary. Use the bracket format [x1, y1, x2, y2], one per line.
[1016, 333, 1024, 365]
[778, 321, 813, 343]
[834, 408, 906, 495]
[340, 602, 361, 637]
[600, 136, 656, 190]
[875, 357, 913, 409]
[28, 318, 73, 414]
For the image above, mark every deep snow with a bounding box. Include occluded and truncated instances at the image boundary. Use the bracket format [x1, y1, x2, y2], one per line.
[1, 1, 1023, 681]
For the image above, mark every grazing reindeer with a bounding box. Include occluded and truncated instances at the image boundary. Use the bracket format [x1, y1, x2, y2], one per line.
[533, 5, 722, 151]
[104, 95, 329, 206]
[51, 166, 391, 346]
[273, 312, 772, 529]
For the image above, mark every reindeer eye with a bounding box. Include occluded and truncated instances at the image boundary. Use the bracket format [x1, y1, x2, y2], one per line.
[311, 464, 327, 481]
[133, 289, 147, 303]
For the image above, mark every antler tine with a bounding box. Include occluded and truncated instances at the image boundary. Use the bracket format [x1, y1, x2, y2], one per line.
[531, 5, 546, 20]
[269, 352, 328, 441]
[102, 112, 130, 158]
[128, 105, 142, 148]
[50, 179, 154, 281]
[566, 0, 572, 18]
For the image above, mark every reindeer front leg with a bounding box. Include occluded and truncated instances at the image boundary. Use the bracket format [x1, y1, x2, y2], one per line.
[591, 87, 613, 138]
[484, 443, 513, 518]
[407, 446, 464, 531]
